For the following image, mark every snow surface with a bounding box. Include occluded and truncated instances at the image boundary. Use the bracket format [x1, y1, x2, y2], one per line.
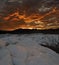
[0, 34, 59, 65]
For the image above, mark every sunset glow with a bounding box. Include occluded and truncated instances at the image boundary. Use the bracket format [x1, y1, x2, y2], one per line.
[0, 0, 59, 31]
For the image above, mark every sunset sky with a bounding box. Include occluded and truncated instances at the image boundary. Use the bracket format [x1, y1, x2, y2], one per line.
[0, 0, 59, 31]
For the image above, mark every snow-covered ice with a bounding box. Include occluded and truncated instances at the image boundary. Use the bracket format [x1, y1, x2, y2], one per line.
[0, 34, 59, 65]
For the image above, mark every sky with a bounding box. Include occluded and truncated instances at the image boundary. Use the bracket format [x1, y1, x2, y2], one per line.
[0, 0, 59, 31]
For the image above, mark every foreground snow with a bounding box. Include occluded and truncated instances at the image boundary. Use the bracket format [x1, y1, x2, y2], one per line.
[0, 34, 59, 65]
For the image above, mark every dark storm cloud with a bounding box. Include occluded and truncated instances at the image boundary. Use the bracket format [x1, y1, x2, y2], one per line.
[0, 0, 59, 15]
[22, 0, 59, 13]
[23, 0, 41, 7]
[0, 0, 7, 12]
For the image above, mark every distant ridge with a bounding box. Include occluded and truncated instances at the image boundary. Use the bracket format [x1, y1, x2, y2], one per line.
[0, 29, 59, 34]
